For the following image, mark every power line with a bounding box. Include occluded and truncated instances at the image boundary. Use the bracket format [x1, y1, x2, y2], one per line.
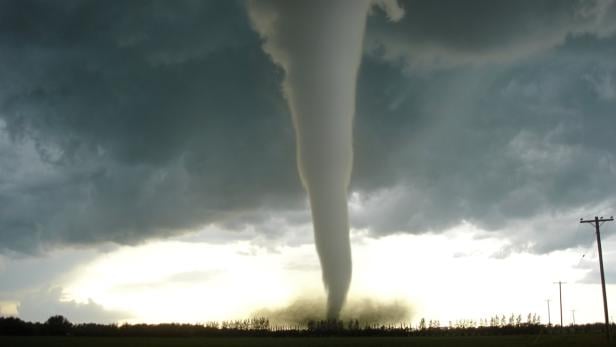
[580, 216, 614, 341]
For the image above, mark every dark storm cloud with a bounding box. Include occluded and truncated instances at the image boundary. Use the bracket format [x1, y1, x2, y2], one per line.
[366, 0, 616, 69]
[352, 33, 616, 252]
[0, 0, 302, 252]
[1, 0, 615, 254]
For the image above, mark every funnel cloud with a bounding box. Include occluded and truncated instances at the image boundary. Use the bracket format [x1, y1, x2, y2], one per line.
[248, 0, 402, 319]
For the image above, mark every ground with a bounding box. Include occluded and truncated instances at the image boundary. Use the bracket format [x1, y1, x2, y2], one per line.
[1, 334, 614, 347]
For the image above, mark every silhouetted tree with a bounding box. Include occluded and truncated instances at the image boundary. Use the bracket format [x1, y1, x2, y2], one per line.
[419, 318, 426, 331]
[44, 315, 72, 336]
[0, 317, 32, 335]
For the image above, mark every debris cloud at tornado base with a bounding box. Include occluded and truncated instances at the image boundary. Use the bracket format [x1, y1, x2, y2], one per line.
[253, 296, 413, 327]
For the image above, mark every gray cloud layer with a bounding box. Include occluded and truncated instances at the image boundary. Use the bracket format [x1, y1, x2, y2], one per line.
[365, 0, 616, 69]
[17, 287, 130, 323]
[1, 0, 615, 254]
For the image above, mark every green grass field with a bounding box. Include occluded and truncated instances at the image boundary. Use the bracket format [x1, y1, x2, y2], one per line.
[1, 334, 614, 347]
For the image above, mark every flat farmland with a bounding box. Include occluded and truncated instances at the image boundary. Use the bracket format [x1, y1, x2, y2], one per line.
[0, 334, 613, 347]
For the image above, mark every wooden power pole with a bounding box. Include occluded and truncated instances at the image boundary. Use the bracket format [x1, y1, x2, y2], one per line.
[581, 216, 614, 341]
[547, 299, 551, 326]
[553, 281, 566, 327]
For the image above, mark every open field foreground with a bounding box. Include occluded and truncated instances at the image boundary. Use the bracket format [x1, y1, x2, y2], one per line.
[1, 335, 615, 347]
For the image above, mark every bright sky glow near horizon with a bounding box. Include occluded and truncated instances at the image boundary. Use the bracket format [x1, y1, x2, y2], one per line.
[2, 0, 616, 328]
[2, 221, 616, 326]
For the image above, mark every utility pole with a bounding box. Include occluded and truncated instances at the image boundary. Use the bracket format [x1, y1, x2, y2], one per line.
[571, 309, 576, 326]
[553, 281, 566, 327]
[580, 216, 613, 341]
[546, 299, 551, 326]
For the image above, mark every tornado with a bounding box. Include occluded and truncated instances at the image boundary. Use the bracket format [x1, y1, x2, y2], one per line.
[248, 0, 402, 320]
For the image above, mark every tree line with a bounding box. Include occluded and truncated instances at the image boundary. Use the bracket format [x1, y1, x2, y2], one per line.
[0, 314, 613, 337]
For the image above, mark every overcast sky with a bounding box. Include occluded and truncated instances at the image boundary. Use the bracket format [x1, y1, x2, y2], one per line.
[1, 0, 616, 325]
